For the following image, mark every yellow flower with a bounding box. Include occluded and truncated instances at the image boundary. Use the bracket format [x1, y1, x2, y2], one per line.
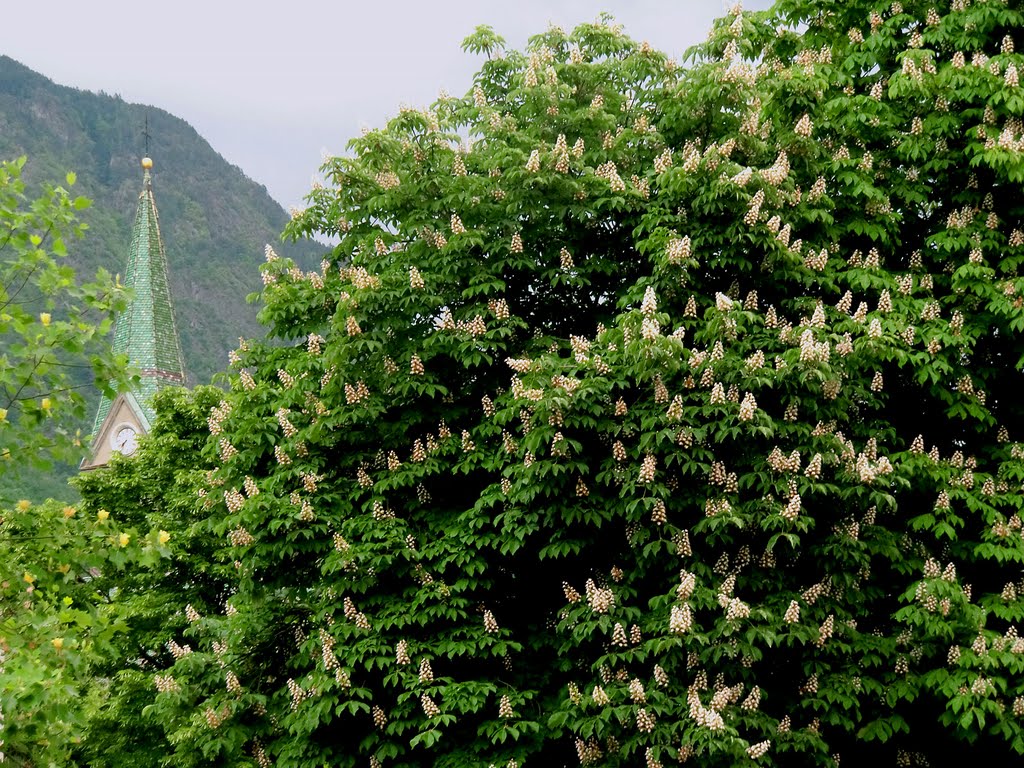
[118, 532, 130, 547]
[97, 509, 109, 522]
[158, 530, 171, 545]
[23, 571, 35, 584]
[51, 637, 64, 649]
[40, 398, 52, 411]
[0, 407, 7, 421]
[40, 312, 51, 326]
[63, 506, 76, 518]
[16, 499, 31, 512]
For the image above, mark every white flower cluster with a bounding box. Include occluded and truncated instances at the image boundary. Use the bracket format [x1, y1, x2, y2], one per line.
[585, 579, 615, 613]
[670, 603, 693, 633]
[747, 740, 771, 759]
[421, 694, 441, 717]
[687, 688, 725, 730]
[738, 392, 757, 421]
[595, 161, 626, 192]
[483, 609, 500, 634]
[154, 674, 180, 693]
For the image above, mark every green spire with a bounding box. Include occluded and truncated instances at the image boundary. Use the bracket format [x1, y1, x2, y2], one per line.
[92, 157, 185, 433]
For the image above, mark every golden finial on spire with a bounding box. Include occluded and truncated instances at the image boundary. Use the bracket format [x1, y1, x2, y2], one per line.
[141, 157, 153, 169]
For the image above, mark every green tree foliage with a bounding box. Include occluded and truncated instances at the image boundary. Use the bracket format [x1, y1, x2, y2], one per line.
[0, 387, 218, 767]
[71, 386, 225, 768]
[103, 2, 1024, 766]
[0, 156, 130, 499]
[0, 495, 171, 767]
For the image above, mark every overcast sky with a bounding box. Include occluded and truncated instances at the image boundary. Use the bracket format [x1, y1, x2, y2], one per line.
[4, 1, 772, 209]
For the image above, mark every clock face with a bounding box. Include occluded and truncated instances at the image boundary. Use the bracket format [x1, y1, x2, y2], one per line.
[112, 425, 139, 456]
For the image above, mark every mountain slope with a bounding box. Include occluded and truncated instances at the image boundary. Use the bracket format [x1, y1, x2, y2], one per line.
[0, 56, 322, 500]
[0, 55, 320, 385]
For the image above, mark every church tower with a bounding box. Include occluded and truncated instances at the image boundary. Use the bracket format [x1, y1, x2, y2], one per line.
[82, 156, 186, 469]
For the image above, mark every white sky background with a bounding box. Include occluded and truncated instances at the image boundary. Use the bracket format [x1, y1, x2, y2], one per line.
[4, 0, 772, 209]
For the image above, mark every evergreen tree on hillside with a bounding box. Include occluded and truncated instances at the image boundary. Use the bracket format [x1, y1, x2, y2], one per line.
[123, 2, 1024, 765]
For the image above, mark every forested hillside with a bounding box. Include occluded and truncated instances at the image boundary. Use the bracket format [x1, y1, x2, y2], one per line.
[0, 55, 322, 499]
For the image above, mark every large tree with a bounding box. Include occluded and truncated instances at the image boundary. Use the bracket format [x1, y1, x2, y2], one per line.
[137, 2, 1024, 766]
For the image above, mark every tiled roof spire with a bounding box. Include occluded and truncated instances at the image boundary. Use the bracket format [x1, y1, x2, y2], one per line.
[92, 157, 186, 433]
